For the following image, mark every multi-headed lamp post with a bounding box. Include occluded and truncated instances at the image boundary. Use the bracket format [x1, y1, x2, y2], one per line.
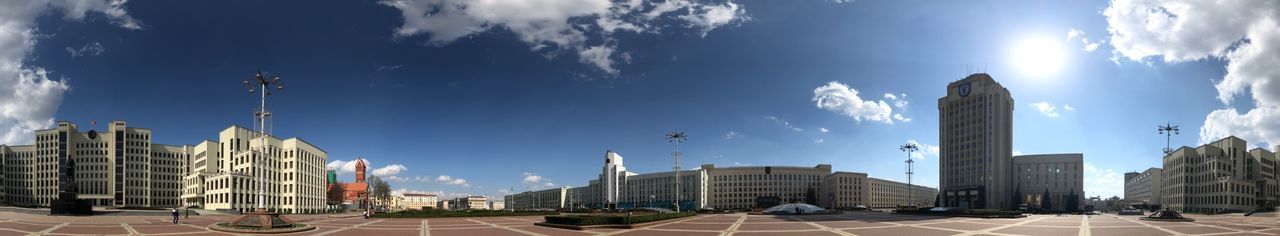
[1158, 122, 1180, 155]
[900, 143, 918, 208]
[666, 131, 688, 212]
[243, 71, 283, 211]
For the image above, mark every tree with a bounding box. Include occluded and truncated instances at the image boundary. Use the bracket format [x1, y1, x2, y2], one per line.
[327, 182, 346, 206]
[1013, 186, 1022, 207]
[804, 187, 818, 205]
[1066, 191, 1078, 211]
[368, 176, 392, 207]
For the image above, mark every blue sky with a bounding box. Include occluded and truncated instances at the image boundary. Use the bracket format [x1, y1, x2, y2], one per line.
[1, 0, 1275, 199]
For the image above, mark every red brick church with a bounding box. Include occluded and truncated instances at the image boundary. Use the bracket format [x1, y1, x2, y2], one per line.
[327, 158, 369, 209]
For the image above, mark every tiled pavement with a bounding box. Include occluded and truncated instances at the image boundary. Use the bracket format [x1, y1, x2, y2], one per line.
[1, 211, 1279, 235]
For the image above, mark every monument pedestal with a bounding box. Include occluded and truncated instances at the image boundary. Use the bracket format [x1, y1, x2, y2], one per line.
[49, 192, 92, 216]
[229, 208, 294, 229]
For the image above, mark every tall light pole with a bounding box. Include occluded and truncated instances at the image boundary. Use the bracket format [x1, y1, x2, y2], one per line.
[900, 143, 918, 208]
[666, 131, 687, 212]
[243, 70, 283, 212]
[1158, 122, 1180, 155]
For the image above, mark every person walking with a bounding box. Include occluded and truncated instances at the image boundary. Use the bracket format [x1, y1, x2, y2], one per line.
[171, 208, 179, 224]
[184, 207, 189, 219]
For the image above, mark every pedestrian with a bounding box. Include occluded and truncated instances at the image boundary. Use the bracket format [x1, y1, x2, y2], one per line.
[184, 207, 189, 219]
[171, 208, 179, 224]
[364, 209, 370, 219]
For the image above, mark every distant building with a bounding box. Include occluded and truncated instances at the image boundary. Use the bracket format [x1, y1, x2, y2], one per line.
[327, 158, 369, 209]
[938, 73, 1016, 210]
[402, 193, 437, 210]
[457, 196, 488, 210]
[490, 201, 504, 210]
[1123, 168, 1162, 210]
[503, 150, 933, 211]
[436, 200, 449, 210]
[1013, 154, 1085, 211]
[867, 177, 938, 208]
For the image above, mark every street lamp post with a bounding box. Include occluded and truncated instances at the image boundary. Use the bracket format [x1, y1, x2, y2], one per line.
[900, 143, 919, 208]
[1158, 122, 1180, 154]
[666, 131, 688, 212]
[243, 70, 283, 212]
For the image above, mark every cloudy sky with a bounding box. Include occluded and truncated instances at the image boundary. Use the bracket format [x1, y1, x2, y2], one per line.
[0, 0, 1274, 199]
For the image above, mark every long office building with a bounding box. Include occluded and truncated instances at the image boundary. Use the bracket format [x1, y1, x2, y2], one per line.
[0, 121, 329, 214]
[504, 150, 936, 211]
[937, 73, 1015, 210]
[1161, 136, 1280, 213]
[1124, 168, 1163, 209]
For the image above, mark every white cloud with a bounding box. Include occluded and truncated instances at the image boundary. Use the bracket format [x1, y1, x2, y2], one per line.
[733, 161, 752, 166]
[1067, 28, 1084, 41]
[764, 116, 803, 132]
[65, 42, 104, 57]
[812, 81, 903, 124]
[1084, 163, 1123, 198]
[379, 0, 748, 75]
[371, 164, 408, 177]
[818, 128, 829, 133]
[1067, 28, 1102, 52]
[1013, 150, 1024, 156]
[1063, 104, 1076, 111]
[813, 139, 824, 144]
[883, 93, 908, 108]
[1030, 101, 1061, 117]
[0, 1, 140, 145]
[375, 64, 403, 71]
[1102, 0, 1280, 147]
[326, 159, 371, 174]
[724, 131, 740, 139]
[435, 175, 470, 187]
[544, 182, 556, 187]
[905, 139, 939, 159]
[522, 172, 543, 184]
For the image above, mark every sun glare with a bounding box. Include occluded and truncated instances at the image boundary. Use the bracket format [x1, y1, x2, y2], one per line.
[1012, 37, 1065, 77]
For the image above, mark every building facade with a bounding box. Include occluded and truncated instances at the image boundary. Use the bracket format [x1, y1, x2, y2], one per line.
[1012, 154, 1084, 211]
[1124, 168, 1163, 209]
[504, 150, 935, 211]
[0, 121, 328, 214]
[1162, 136, 1279, 213]
[937, 73, 1015, 210]
[402, 193, 436, 210]
[867, 177, 939, 208]
[489, 201, 504, 210]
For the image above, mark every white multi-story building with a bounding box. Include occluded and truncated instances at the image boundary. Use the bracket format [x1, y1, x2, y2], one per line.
[489, 201, 504, 210]
[1012, 154, 1084, 211]
[867, 177, 939, 208]
[0, 121, 328, 214]
[504, 150, 933, 211]
[1161, 136, 1278, 213]
[938, 73, 1016, 210]
[1124, 168, 1162, 209]
[402, 193, 437, 210]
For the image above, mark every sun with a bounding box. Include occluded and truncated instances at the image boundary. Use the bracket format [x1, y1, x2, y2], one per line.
[1011, 36, 1065, 77]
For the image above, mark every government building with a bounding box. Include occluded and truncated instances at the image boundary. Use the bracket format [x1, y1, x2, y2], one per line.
[1161, 136, 1279, 213]
[504, 150, 937, 211]
[937, 73, 1086, 210]
[0, 121, 329, 214]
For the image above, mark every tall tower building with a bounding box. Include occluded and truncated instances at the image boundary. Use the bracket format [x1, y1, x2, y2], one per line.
[355, 158, 367, 183]
[937, 73, 1014, 209]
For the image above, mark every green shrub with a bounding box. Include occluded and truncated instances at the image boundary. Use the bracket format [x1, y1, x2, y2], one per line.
[543, 212, 695, 226]
[372, 209, 558, 218]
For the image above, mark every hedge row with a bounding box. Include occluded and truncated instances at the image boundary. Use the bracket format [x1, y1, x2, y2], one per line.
[544, 212, 696, 226]
[373, 210, 559, 218]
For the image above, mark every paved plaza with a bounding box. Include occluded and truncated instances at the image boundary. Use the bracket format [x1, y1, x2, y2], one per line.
[1, 211, 1279, 235]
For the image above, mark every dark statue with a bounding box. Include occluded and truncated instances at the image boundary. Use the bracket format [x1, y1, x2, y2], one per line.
[50, 157, 92, 215]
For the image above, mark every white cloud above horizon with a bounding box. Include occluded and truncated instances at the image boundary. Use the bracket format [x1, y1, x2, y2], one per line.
[435, 175, 470, 187]
[371, 164, 407, 177]
[1083, 162, 1123, 198]
[813, 81, 906, 124]
[0, 1, 142, 146]
[379, 0, 749, 75]
[906, 139, 939, 159]
[1102, 0, 1280, 147]
[765, 116, 803, 132]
